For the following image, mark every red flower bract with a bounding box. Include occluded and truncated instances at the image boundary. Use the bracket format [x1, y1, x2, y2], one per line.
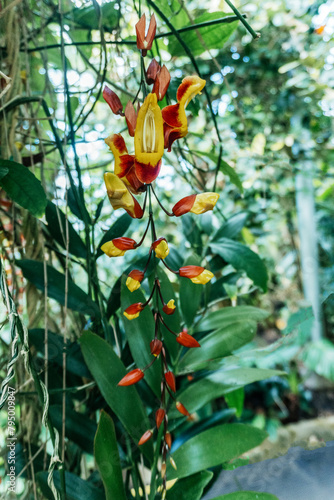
[165, 371, 176, 393]
[155, 408, 165, 429]
[138, 429, 153, 446]
[176, 330, 200, 348]
[118, 368, 144, 386]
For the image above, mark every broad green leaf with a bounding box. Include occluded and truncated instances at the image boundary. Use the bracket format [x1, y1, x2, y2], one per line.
[94, 411, 127, 500]
[170, 368, 284, 416]
[79, 331, 153, 461]
[180, 254, 203, 327]
[67, 185, 91, 224]
[16, 259, 100, 317]
[225, 387, 245, 418]
[49, 405, 96, 454]
[157, 267, 180, 364]
[45, 201, 86, 259]
[210, 239, 268, 292]
[197, 306, 269, 333]
[121, 277, 160, 396]
[68, 1, 119, 30]
[36, 470, 105, 500]
[212, 492, 279, 500]
[301, 339, 334, 381]
[0, 159, 47, 217]
[167, 424, 267, 479]
[167, 471, 213, 500]
[96, 213, 133, 258]
[212, 212, 249, 241]
[168, 12, 238, 57]
[0, 165, 9, 179]
[177, 321, 257, 374]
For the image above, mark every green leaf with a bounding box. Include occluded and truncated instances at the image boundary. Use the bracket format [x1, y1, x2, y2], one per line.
[210, 239, 268, 292]
[301, 339, 334, 381]
[197, 306, 269, 333]
[79, 331, 153, 461]
[170, 368, 284, 416]
[68, 1, 119, 30]
[212, 212, 249, 241]
[49, 405, 96, 454]
[94, 411, 127, 500]
[211, 492, 279, 500]
[0, 159, 47, 217]
[168, 12, 238, 57]
[180, 254, 203, 327]
[0, 165, 9, 179]
[96, 213, 133, 259]
[193, 151, 243, 192]
[167, 471, 213, 500]
[167, 424, 267, 479]
[67, 185, 91, 224]
[36, 470, 105, 500]
[45, 201, 86, 258]
[16, 259, 100, 317]
[225, 387, 245, 418]
[177, 320, 257, 374]
[121, 277, 160, 396]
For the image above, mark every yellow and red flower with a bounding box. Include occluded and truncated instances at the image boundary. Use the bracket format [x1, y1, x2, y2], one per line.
[126, 269, 145, 292]
[173, 192, 220, 216]
[101, 237, 137, 257]
[179, 265, 214, 285]
[152, 237, 169, 259]
[104, 173, 143, 218]
[123, 302, 144, 320]
[162, 75, 206, 151]
[162, 299, 176, 315]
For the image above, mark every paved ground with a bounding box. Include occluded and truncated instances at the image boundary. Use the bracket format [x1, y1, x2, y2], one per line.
[202, 441, 334, 500]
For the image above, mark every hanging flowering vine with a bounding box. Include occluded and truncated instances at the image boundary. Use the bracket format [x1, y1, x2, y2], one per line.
[101, 12, 219, 497]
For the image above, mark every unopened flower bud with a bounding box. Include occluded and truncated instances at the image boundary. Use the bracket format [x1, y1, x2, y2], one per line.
[126, 269, 144, 292]
[123, 302, 144, 320]
[103, 86, 123, 115]
[170, 456, 177, 470]
[150, 338, 163, 356]
[165, 432, 172, 449]
[146, 58, 161, 85]
[124, 100, 137, 137]
[176, 401, 191, 417]
[161, 462, 166, 478]
[135, 14, 157, 56]
[118, 368, 144, 386]
[155, 408, 165, 429]
[153, 65, 171, 101]
[173, 192, 219, 216]
[165, 371, 176, 393]
[138, 429, 153, 445]
[176, 330, 200, 348]
[179, 265, 213, 285]
[101, 237, 137, 257]
[162, 299, 176, 315]
[152, 237, 169, 259]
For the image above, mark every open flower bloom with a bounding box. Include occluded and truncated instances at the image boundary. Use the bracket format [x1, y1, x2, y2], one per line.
[105, 135, 143, 194]
[134, 93, 164, 183]
[126, 269, 145, 292]
[162, 299, 176, 315]
[179, 265, 214, 285]
[101, 237, 137, 257]
[173, 192, 220, 216]
[118, 368, 144, 386]
[135, 13, 157, 56]
[104, 173, 143, 218]
[162, 75, 206, 151]
[152, 237, 169, 259]
[124, 302, 144, 320]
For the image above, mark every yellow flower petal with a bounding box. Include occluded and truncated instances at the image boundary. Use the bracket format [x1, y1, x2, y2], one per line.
[190, 193, 220, 215]
[154, 239, 169, 259]
[126, 276, 141, 292]
[135, 93, 164, 166]
[123, 311, 141, 320]
[190, 269, 214, 285]
[101, 241, 125, 257]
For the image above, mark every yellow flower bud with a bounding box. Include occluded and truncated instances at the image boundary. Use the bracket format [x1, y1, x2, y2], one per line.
[152, 238, 169, 259]
[101, 241, 125, 257]
[190, 269, 214, 285]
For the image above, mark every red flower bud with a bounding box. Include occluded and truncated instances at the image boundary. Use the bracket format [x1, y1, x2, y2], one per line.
[176, 401, 191, 417]
[103, 86, 123, 115]
[179, 265, 204, 278]
[176, 330, 200, 348]
[146, 58, 161, 85]
[155, 408, 165, 429]
[162, 299, 176, 315]
[153, 65, 171, 101]
[135, 13, 157, 56]
[128, 269, 145, 281]
[150, 338, 163, 356]
[165, 432, 172, 449]
[165, 371, 176, 393]
[138, 429, 153, 445]
[113, 237, 137, 250]
[118, 368, 144, 386]
[124, 100, 137, 137]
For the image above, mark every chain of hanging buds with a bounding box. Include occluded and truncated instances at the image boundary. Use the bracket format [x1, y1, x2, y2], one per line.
[101, 13, 219, 496]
